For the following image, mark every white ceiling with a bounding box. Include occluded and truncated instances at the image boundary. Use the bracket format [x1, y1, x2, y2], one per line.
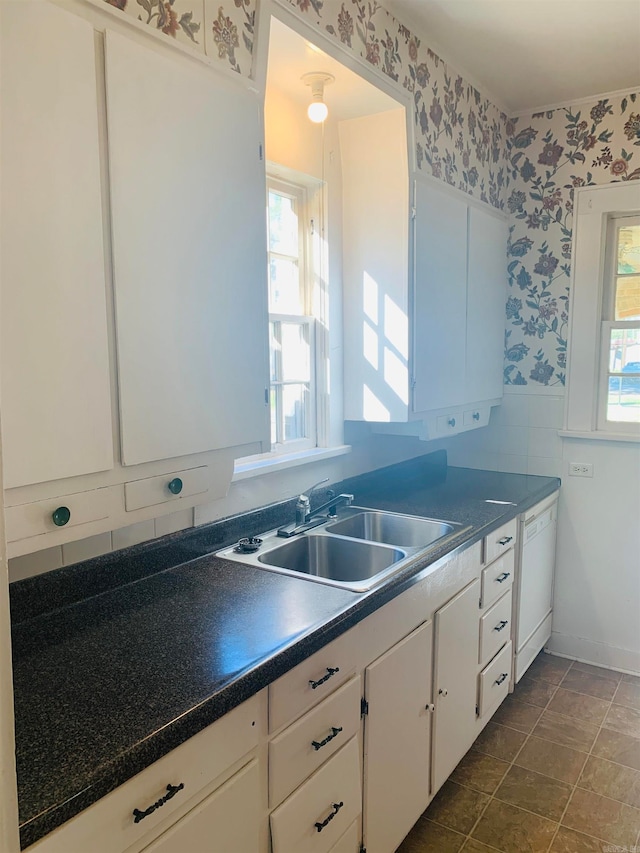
[267, 18, 402, 121]
[384, 0, 640, 114]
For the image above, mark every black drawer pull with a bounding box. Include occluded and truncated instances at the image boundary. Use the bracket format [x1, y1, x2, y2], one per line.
[309, 667, 340, 689]
[494, 620, 509, 632]
[495, 572, 511, 583]
[315, 801, 343, 832]
[133, 783, 184, 824]
[311, 726, 343, 751]
[498, 536, 513, 545]
[494, 673, 508, 686]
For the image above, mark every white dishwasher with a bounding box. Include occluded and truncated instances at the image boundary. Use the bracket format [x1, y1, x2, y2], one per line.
[513, 492, 559, 682]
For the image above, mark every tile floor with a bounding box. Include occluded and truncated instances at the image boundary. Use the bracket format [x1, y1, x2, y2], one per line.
[397, 652, 640, 853]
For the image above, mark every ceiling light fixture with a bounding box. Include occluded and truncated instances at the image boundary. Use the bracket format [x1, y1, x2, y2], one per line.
[302, 72, 334, 124]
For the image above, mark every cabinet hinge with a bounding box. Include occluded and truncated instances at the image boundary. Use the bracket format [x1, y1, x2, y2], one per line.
[259, 143, 263, 161]
[475, 704, 479, 717]
[360, 845, 367, 853]
[410, 374, 416, 390]
[264, 387, 269, 406]
[360, 697, 369, 717]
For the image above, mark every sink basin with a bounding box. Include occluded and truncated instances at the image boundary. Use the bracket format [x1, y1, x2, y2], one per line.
[325, 510, 456, 548]
[218, 507, 468, 593]
[258, 534, 405, 586]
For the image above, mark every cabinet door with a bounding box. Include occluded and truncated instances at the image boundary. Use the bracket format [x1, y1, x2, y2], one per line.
[466, 207, 507, 403]
[432, 579, 480, 795]
[140, 759, 260, 853]
[0, 1, 113, 489]
[412, 179, 468, 413]
[105, 31, 269, 466]
[363, 621, 432, 853]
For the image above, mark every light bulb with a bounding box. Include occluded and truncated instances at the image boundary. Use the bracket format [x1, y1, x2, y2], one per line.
[307, 100, 328, 123]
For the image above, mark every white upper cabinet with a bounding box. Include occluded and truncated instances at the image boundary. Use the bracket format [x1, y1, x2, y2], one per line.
[341, 111, 506, 433]
[0, 1, 114, 489]
[413, 181, 468, 413]
[466, 206, 508, 404]
[413, 177, 506, 417]
[105, 31, 269, 466]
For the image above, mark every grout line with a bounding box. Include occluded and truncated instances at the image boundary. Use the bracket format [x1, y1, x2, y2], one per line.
[424, 657, 639, 853]
[459, 676, 559, 852]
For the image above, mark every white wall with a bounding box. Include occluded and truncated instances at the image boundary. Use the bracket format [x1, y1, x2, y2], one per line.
[553, 438, 640, 673]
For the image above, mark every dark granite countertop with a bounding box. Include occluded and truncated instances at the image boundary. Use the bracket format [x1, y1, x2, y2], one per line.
[10, 453, 560, 848]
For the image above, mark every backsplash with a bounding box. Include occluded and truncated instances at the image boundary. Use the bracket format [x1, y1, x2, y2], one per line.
[504, 94, 640, 388]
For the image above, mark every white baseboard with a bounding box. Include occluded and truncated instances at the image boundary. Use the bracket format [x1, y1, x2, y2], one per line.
[547, 631, 640, 676]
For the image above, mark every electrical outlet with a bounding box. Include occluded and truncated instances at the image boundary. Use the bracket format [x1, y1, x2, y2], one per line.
[569, 462, 593, 477]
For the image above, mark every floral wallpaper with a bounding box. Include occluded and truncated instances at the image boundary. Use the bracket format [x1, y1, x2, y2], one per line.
[102, 0, 508, 210]
[504, 94, 640, 387]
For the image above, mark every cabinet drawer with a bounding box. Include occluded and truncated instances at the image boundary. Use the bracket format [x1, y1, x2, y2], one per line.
[480, 549, 514, 610]
[436, 413, 460, 434]
[270, 676, 361, 808]
[270, 737, 361, 853]
[269, 628, 359, 733]
[479, 590, 512, 666]
[124, 466, 208, 512]
[139, 759, 260, 853]
[328, 820, 360, 853]
[5, 486, 117, 543]
[463, 405, 490, 427]
[484, 518, 517, 564]
[478, 641, 512, 718]
[29, 694, 262, 853]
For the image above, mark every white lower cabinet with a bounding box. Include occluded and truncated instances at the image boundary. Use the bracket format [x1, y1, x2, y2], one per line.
[362, 621, 432, 853]
[270, 737, 361, 853]
[432, 579, 481, 794]
[139, 759, 260, 853]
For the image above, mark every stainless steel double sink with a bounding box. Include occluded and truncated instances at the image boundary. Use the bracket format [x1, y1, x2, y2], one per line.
[217, 508, 465, 592]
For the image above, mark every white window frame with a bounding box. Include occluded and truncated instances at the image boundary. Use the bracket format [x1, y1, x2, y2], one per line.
[564, 182, 640, 440]
[234, 163, 344, 475]
[596, 215, 640, 431]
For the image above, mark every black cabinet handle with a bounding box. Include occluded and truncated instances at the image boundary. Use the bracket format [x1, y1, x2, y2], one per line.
[311, 726, 343, 751]
[496, 572, 511, 583]
[314, 801, 343, 832]
[52, 506, 71, 527]
[498, 536, 513, 545]
[309, 667, 339, 690]
[472, 411, 480, 421]
[494, 673, 508, 686]
[494, 620, 509, 632]
[133, 783, 184, 824]
[448, 417, 456, 427]
[168, 477, 183, 495]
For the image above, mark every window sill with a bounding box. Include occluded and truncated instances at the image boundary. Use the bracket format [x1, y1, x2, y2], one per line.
[232, 445, 352, 482]
[558, 430, 640, 444]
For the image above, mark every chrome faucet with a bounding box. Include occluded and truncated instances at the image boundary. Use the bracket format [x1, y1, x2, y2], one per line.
[278, 480, 354, 538]
[295, 478, 329, 526]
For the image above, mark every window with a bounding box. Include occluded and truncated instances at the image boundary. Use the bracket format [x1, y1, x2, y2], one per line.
[564, 182, 640, 439]
[267, 177, 317, 452]
[599, 216, 640, 428]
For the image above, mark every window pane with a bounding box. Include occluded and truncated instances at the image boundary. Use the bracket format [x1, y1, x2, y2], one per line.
[607, 327, 640, 423]
[617, 225, 640, 274]
[268, 191, 298, 256]
[269, 257, 303, 314]
[282, 384, 309, 442]
[608, 328, 640, 372]
[614, 274, 640, 320]
[280, 323, 311, 382]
